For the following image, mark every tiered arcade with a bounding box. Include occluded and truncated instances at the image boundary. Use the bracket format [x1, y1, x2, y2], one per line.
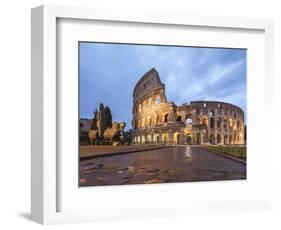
[132, 68, 245, 145]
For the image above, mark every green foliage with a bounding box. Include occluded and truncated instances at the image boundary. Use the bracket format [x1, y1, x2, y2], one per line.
[206, 146, 246, 160]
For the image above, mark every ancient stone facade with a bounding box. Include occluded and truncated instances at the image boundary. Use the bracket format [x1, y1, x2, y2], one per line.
[132, 68, 245, 145]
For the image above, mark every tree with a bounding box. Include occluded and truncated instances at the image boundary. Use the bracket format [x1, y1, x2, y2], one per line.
[98, 104, 112, 137]
[104, 106, 112, 129]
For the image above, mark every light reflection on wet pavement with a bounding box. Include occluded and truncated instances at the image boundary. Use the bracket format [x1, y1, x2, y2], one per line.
[79, 146, 246, 186]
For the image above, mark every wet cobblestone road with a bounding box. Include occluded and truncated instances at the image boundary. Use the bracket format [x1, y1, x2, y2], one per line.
[79, 146, 246, 186]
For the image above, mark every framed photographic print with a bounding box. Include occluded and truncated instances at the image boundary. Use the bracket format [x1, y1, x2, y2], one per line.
[31, 5, 274, 224]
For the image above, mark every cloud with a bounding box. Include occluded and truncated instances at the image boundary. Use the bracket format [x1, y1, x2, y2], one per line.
[79, 43, 247, 128]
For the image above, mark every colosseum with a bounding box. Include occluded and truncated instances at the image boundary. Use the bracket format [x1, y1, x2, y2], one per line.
[132, 68, 245, 145]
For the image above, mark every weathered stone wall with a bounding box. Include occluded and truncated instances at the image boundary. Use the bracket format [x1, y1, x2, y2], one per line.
[132, 69, 245, 146]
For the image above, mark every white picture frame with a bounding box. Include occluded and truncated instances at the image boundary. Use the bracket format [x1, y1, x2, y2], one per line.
[31, 5, 274, 225]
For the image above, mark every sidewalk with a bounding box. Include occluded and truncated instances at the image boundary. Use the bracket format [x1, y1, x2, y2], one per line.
[80, 145, 171, 160]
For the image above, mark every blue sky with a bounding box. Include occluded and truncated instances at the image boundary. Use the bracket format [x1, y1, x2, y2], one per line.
[79, 42, 247, 130]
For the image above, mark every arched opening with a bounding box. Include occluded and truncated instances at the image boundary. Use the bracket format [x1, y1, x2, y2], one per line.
[173, 132, 180, 144]
[164, 113, 169, 123]
[148, 97, 153, 108]
[155, 115, 159, 125]
[203, 117, 208, 126]
[223, 118, 227, 131]
[229, 135, 233, 145]
[147, 135, 152, 143]
[229, 118, 233, 129]
[153, 134, 159, 143]
[210, 117, 215, 128]
[217, 134, 221, 144]
[149, 117, 152, 127]
[210, 109, 215, 116]
[162, 133, 168, 144]
[217, 117, 222, 129]
[224, 135, 228, 145]
[142, 117, 145, 128]
[186, 133, 192, 144]
[185, 114, 193, 125]
[196, 133, 201, 144]
[156, 95, 160, 105]
[209, 134, 215, 144]
[143, 100, 147, 110]
[185, 115, 193, 132]
[141, 135, 146, 144]
[176, 115, 182, 122]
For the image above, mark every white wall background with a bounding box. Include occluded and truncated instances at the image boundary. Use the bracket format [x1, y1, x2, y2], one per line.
[0, 0, 280, 229]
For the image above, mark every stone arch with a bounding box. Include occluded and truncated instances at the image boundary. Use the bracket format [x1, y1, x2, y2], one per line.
[141, 135, 146, 144]
[173, 132, 180, 144]
[153, 133, 160, 143]
[196, 133, 201, 144]
[142, 117, 145, 128]
[156, 95, 161, 105]
[229, 118, 233, 128]
[176, 115, 182, 122]
[233, 120, 237, 130]
[164, 113, 169, 123]
[223, 118, 228, 131]
[202, 116, 208, 126]
[186, 133, 192, 144]
[217, 134, 221, 144]
[185, 114, 193, 125]
[217, 117, 222, 129]
[209, 133, 215, 144]
[210, 117, 215, 128]
[155, 114, 160, 125]
[147, 134, 152, 143]
[148, 97, 153, 108]
[142, 100, 147, 110]
[229, 135, 233, 145]
[224, 135, 228, 145]
[162, 133, 168, 144]
[148, 116, 152, 127]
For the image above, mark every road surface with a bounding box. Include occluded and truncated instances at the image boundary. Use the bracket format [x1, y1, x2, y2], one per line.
[79, 146, 246, 186]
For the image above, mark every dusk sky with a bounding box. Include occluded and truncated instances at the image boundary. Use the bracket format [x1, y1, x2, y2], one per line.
[79, 42, 247, 130]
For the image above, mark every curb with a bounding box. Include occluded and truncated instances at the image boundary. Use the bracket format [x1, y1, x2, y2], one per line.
[80, 146, 172, 161]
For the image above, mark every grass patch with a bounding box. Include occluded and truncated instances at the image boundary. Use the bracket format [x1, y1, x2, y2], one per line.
[204, 146, 246, 160]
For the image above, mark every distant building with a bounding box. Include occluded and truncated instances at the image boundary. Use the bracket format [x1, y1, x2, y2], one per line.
[80, 118, 92, 132]
[132, 68, 245, 145]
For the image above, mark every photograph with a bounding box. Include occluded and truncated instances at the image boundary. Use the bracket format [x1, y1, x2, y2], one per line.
[79, 42, 247, 187]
